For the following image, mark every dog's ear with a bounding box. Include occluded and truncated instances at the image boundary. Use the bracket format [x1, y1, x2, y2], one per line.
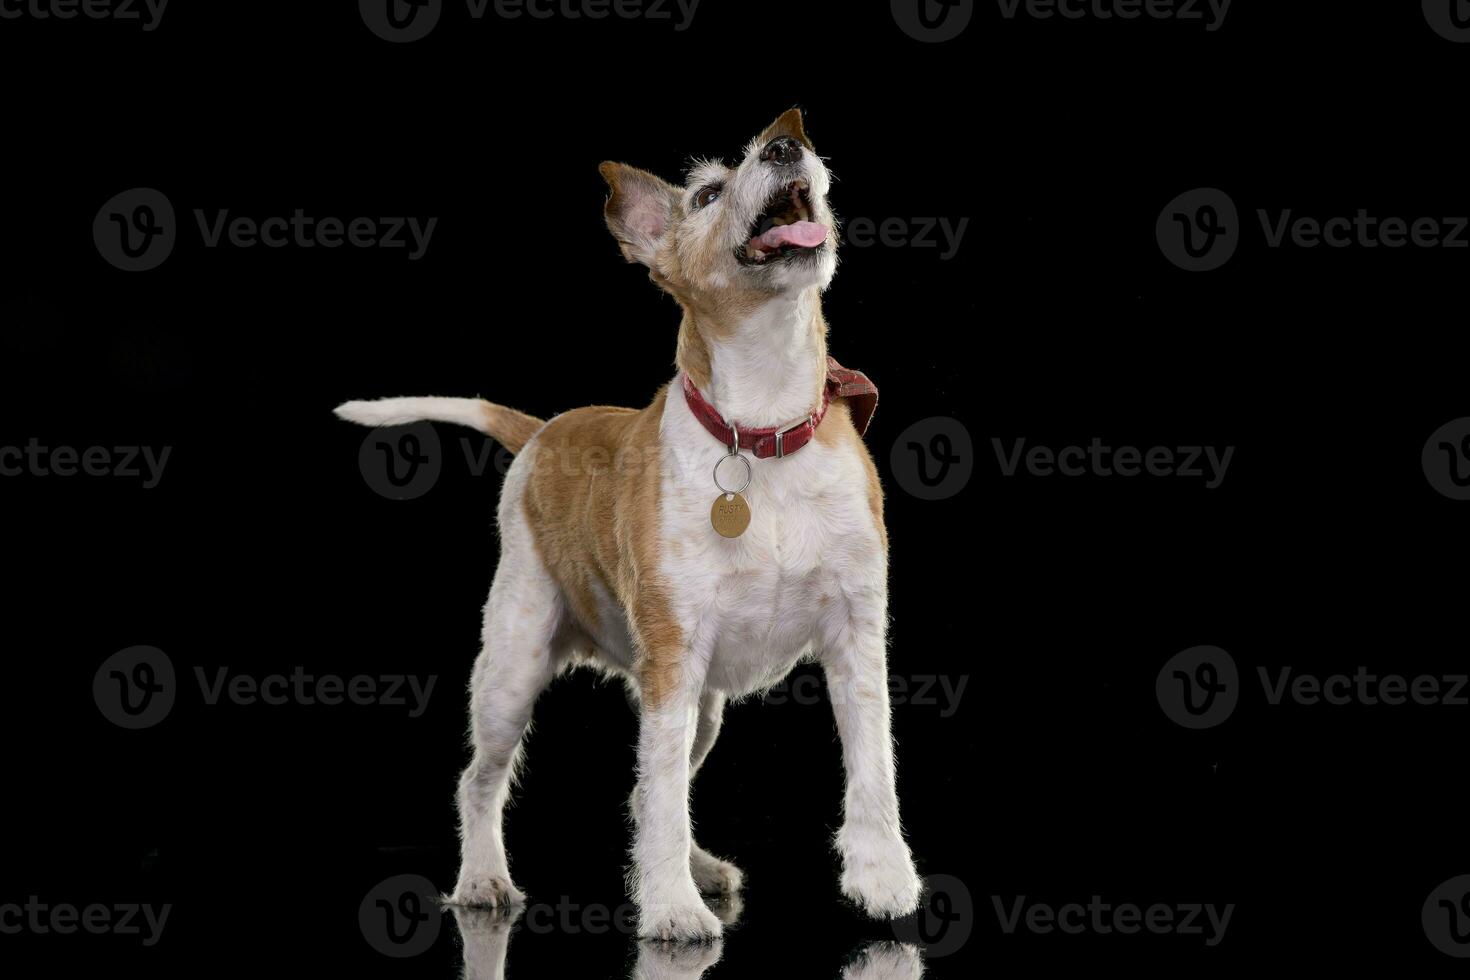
[599, 162, 680, 269]
[756, 107, 815, 153]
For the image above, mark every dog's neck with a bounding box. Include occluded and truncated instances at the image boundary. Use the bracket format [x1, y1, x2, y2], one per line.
[676, 288, 828, 430]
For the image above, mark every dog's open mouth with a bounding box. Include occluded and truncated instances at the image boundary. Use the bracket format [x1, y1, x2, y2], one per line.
[739, 179, 828, 265]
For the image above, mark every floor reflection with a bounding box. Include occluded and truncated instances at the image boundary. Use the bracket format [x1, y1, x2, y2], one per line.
[450, 903, 925, 979]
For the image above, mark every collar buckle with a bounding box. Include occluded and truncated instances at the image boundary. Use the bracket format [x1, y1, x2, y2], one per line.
[773, 415, 814, 459]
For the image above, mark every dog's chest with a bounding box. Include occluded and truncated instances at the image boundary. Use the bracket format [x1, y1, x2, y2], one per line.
[659, 406, 882, 694]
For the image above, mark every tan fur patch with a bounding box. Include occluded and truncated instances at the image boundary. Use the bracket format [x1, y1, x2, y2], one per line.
[520, 387, 685, 708]
[481, 402, 545, 455]
[757, 107, 814, 152]
[816, 398, 888, 553]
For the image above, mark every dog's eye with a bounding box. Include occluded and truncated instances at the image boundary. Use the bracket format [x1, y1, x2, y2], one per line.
[694, 186, 722, 209]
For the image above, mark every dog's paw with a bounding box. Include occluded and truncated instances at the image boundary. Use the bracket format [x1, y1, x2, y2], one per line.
[638, 899, 724, 942]
[839, 829, 921, 920]
[691, 846, 744, 896]
[445, 872, 525, 909]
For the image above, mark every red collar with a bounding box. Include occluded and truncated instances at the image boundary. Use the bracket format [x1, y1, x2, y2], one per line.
[681, 357, 878, 459]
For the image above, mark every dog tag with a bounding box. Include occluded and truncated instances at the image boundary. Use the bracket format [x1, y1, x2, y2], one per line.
[710, 492, 751, 538]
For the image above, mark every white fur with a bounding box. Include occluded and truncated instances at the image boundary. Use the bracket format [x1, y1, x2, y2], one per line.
[335, 396, 494, 433]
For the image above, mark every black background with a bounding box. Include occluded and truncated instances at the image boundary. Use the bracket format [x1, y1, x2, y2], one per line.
[2, 0, 1468, 975]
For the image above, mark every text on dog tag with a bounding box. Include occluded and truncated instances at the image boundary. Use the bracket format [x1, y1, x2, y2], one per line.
[710, 492, 751, 538]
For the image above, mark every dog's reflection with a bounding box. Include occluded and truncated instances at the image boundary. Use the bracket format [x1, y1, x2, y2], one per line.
[450, 903, 924, 979]
[451, 906, 518, 980]
[840, 943, 925, 980]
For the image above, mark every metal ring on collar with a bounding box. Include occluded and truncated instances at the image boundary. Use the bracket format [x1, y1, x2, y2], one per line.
[713, 451, 752, 496]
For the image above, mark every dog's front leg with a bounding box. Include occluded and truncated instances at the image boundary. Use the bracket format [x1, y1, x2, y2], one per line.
[632, 632, 722, 942]
[821, 591, 922, 919]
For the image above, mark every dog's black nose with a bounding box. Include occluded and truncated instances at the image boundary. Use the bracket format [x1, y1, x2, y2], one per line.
[760, 135, 803, 166]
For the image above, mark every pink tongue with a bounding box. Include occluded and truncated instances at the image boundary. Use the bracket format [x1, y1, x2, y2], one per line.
[753, 220, 828, 252]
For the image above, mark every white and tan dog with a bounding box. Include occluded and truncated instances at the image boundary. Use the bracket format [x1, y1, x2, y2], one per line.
[336, 109, 920, 942]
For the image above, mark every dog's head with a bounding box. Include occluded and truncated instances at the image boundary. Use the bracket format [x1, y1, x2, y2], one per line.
[599, 109, 837, 307]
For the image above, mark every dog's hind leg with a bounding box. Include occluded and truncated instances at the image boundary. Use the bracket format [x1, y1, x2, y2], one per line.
[448, 546, 562, 908]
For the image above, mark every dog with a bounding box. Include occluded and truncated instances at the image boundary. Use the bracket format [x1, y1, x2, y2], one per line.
[335, 109, 920, 942]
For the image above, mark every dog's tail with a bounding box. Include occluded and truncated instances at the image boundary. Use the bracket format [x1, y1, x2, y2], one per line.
[333, 396, 546, 454]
